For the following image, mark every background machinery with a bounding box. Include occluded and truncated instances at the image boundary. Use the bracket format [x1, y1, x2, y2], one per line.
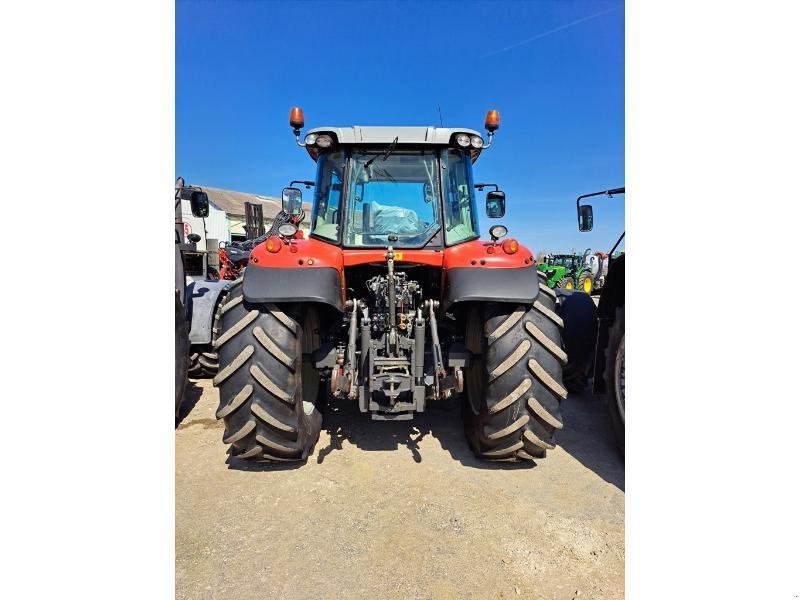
[175, 179, 234, 390]
[561, 187, 625, 450]
[176, 178, 210, 412]
[538, 253, 582, 289]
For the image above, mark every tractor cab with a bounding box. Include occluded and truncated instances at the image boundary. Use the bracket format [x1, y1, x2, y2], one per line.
[283, 108, 504, 251]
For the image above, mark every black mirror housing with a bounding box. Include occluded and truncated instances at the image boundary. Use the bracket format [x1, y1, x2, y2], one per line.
[578, 204, 593, 231]
[282, 187, 303, 216]
[486, 190, 506, 218]
[189, 190, 209, 218]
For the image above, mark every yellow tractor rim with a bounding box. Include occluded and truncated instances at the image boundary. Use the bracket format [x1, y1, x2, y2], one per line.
[565, 281, 573, 289]
[583, 278, 592, 292]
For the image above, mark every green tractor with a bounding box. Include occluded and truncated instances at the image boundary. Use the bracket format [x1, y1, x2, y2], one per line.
[537, 253, 582, 289]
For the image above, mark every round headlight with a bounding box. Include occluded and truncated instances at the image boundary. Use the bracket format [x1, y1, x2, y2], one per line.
[455, 133, 471, 148]
[304, 133, 318, 146]
[316, 134, 333, 149]
[489, 225, 508, 240]
[278, 223, 298, 238]
[470, 135, 484, 149]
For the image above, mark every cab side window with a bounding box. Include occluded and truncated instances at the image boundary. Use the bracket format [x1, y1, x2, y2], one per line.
[441, 150, 479, 245]
[312, 152, 344, 241]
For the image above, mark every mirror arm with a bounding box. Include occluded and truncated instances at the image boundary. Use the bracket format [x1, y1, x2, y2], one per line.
[474, 183, 498, 192]
[290, 180, 315, 189]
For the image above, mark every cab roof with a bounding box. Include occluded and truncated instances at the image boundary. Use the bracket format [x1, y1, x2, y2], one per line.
[307, 126, 482, 145]
[304, 126, 485, 162]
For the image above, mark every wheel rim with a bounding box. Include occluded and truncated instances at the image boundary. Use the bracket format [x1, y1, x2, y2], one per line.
[565, 281, 573, 289]
[615, 335, 625, 424]
[583, 278, 592, 292]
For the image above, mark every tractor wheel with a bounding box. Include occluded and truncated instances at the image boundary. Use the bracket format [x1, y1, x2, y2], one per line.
[578, 271, 594, 294]
[463, 283, 567, 461]
[187, 290, 229, 378]
[175, 291, 190, 416]
[188, 348, 218, 378]
[558, 291, 597, 394]
[213, 280, 323, 462]
[604, 306, 625, 452]
[556, 276, 575, 290]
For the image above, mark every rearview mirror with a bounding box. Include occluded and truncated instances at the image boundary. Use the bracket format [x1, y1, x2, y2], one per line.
[189, 190, 209, 218]
[486, 190, 506, 218]
[578, 204, 593, 231]
[282, 187, 303, 216]
[187, 233, 201, 243]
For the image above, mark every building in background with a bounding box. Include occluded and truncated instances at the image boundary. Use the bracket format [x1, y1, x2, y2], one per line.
[179, 186, 311, 251]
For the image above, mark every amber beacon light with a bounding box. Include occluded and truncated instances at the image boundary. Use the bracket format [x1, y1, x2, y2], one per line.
[289, 106, 305, 131]
[484, 109, 500, 132]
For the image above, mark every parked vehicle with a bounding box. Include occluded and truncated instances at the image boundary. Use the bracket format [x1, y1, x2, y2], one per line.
[538, 253, 582, 289]
[212, 107, 568, 463]
[577, 249, 609, 294]
[175, 179, 233, 387]
[564, 187, 625, 451]
[175, 179, 210, 412]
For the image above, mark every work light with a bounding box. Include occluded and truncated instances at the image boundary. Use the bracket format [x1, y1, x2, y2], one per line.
[315, 134, 333, 149]
[470, 135, 484, 149]
[489, 225, 508, 241]
[304, 133, 318, 146]
[278, 223, 298, 238]
[455, 133, 471, 148]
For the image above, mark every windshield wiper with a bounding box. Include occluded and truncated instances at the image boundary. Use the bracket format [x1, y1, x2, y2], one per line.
[371, 165, 396, 183]
[417, 224, 442, 248]
[364, 136, 399, 169]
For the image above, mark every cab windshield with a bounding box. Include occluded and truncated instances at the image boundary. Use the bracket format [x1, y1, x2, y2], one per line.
[310, 148, 480, 248]
[344, 150, 440, 248]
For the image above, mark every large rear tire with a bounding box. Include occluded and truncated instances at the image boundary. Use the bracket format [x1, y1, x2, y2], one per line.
[604, 306, 625, 452]
[213, 280, 323, 462]
[175, 291, 190, 416]
[463, 280, 567, 461]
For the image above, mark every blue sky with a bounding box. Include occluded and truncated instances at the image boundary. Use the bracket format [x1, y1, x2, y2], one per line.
[177, 0, 624, 253]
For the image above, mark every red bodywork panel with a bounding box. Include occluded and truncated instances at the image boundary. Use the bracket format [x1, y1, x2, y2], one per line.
[247, 236, 537, 304]
[442, 239, 535, 269]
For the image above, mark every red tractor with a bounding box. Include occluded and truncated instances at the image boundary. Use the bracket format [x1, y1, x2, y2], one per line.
[218, 244, 249, 281]
[212, 108, 568, 463]
[218, 192, 308, 281]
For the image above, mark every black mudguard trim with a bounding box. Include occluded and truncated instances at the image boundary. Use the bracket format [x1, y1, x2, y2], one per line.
[187, 278, 233, 345]
[442, 266, 539, 311]
[243, 265, 344, 311]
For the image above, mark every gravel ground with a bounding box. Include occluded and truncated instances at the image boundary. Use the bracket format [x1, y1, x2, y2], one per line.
[176, 379, 624, 600]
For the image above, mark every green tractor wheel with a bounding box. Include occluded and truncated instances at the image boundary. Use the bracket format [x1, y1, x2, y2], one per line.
[578, 271, 594, 294]
[556, 276, 575, 290]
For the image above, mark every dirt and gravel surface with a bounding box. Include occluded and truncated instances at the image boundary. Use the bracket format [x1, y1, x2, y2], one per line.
[176, 378, 624, 600]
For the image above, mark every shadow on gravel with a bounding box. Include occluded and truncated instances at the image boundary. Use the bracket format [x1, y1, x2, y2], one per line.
[175, 380, 204, 428]
[315, 394, 536, 471]
[558, 389, 625, 491]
